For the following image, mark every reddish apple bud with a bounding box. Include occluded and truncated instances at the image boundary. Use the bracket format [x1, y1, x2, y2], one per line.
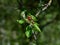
[27, 16, 32, 20]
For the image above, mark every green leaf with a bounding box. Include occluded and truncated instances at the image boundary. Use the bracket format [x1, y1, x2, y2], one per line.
[21, 10, 26, 18]
[31, 15, 37, 21]
[17, 20, 25, 24]
[34, 23, 39, 26]
[25, 26, 32, 38]
[33, 23, 41, 32]
[25, 30, 32, 38]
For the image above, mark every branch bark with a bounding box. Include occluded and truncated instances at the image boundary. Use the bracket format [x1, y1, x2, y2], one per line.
[35, 0, 52, 17]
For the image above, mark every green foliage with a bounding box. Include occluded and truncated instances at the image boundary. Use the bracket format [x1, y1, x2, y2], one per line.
[0, 0, 60, 45]
[33, 23, 41, 32]
[31, 15, 37, 21]
[17, 20, 25, 24]
[25, 25, 32, 38]
[21, 10, 26, 18]
[17, 10, 41, 38]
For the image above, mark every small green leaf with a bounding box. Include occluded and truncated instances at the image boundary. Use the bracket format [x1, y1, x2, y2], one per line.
[34, 23, 39, 26]
[25, 30, 32, 38]
[33, 23, 41, 32]
[31, 15, 37, 21]
[25, 26, 32, 38]
[17, 20, 25, 24]
[21, 10, 26, 18]
[26, 25, 32, 30]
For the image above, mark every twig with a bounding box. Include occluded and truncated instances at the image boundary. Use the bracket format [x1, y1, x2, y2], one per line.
[35, 0, 52, 17]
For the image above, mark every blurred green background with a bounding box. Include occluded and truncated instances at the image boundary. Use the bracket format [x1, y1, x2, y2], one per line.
[0, 0, 60, 45]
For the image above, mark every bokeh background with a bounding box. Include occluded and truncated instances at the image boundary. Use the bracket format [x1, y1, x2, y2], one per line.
[0, 0, 60, 45]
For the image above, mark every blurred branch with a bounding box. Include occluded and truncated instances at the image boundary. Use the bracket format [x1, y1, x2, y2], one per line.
[40, 19, 56, 30]
[17, 0, 24, 9]
[40, 20, 54, 30]
[35, 0, 52, 17]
